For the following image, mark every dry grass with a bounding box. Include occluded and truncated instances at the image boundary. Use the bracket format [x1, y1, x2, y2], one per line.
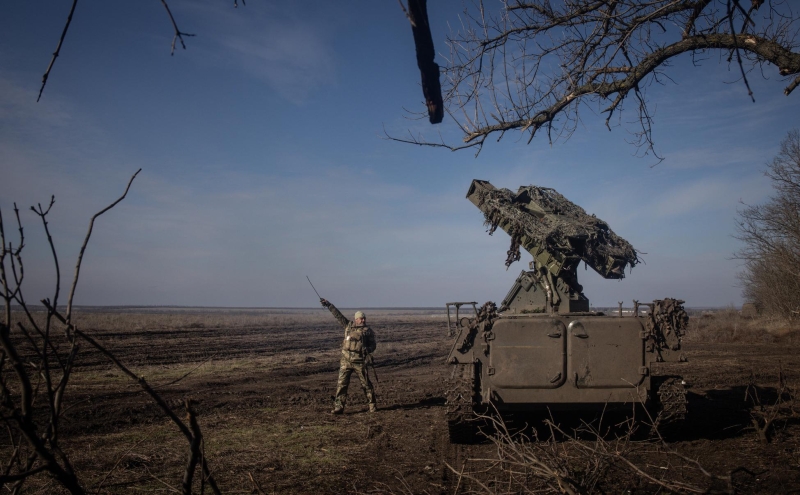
[686, 307, 800, 344]
[11, 305, 799, 493]
[14, 307, 447, 334]
[1, 308, 451, 494]
[443, 416, 728, 495]
[60, 412, 348, 494]
[15, 308, 331, 333]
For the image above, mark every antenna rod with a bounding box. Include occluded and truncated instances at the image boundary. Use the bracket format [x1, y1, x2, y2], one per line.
[306, 276, 322, 299]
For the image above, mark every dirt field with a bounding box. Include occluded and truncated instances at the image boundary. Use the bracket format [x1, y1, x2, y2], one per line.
[5, 307, 800, 494]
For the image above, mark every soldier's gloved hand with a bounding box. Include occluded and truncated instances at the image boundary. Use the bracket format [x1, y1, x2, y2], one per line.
[320, 298, 331, 308]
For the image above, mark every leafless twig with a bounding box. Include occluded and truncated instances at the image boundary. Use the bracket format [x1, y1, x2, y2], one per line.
[0, 171, 221, 494]
[248, 472, 266, 495]
[395, 0, 800, 157]
[38, 0, 79, 102]
[440, 405, 726, 494]
[745, 367, 798, 443]
[93, 438, 147, 494]
[160, 0, 196, 55]
[735, 130, 800, 319]
[66, 168, 140, 327]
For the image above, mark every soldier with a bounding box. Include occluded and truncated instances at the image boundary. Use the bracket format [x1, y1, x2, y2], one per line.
[320, 298, 377, 414]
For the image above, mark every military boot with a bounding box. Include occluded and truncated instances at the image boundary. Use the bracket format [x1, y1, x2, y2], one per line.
[331, 398, 344, 415]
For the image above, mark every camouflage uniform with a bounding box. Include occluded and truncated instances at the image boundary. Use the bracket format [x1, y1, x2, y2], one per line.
[323, 301, 377, 413]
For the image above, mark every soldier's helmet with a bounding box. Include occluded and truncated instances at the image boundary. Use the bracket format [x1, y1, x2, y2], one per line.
[354, 311, 365, 320]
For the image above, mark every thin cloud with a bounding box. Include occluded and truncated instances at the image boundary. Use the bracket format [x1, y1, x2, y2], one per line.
[220, 30, 336, 103]
[661, 146, 769, 170]
[650, 175, 771, 218]
[0, 77, 72, 128]
[180, 3, 338, 104]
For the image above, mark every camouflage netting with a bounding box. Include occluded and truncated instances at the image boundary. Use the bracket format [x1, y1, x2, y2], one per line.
[646, 298, 689, 347]
[476, 184, 640, 276]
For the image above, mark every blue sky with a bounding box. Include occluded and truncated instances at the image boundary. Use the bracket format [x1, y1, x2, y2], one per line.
[1, 1, 797, 308]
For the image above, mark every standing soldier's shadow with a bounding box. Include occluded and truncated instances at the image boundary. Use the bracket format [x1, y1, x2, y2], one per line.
[324, 395, 446, 413]
[381, 396, 447, 411]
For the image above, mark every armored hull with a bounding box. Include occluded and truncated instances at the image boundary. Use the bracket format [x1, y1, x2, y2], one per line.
[447, 312, 681, 409]
[445, 308, 688, 442]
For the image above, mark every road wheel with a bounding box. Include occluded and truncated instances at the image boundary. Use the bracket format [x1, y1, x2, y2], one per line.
[445, 363, 481, 443]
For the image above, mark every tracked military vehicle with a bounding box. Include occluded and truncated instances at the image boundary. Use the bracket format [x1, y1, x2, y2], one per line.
[445, 180, 688, 442]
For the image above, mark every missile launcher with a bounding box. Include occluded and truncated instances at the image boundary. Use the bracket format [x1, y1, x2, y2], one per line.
[467, 179, 639, 313]
[444, 180, 688, 443]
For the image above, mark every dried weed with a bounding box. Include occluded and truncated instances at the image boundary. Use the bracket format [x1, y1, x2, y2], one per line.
[686, 308, 800, 344]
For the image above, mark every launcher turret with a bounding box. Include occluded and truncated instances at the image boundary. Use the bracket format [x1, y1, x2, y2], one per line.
[467, 180, 640, 314]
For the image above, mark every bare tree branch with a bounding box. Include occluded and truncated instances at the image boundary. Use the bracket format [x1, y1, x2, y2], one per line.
[160, 0, 196, 56]
[459, 33, 800, 144]
[93, 438, 147, 494]
[66, 168, 141, 326]
[786, 74, 800, 95]
[41, 301, 222, 495]
[0, 172, 223, 493]
[38, 0, 228, 99]
[38, 0, 79, 102]
[443, 403, 726, 494]
[400, 0, 800, 157]
[181, 400, 202, 495]
[404, 0, 445, 124]
[735, 129, 800, 318]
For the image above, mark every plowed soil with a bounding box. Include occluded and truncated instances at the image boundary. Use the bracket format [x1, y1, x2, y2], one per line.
[8, 308, 800, 493]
